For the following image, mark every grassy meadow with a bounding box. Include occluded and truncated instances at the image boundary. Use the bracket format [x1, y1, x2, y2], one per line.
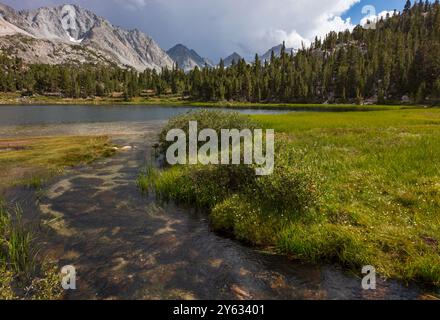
[139, 109, 440, 287]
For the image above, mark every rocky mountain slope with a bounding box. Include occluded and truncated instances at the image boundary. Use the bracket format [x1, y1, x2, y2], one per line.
[0, 3, 173, 71]
[0, 12, 31, 37]
[167, 44, 214, 72]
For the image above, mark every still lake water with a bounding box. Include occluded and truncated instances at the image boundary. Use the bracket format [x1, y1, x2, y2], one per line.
[0, 105, 288, 126]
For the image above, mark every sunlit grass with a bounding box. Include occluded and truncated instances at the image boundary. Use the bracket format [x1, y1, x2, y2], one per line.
[253, 109, 440, 285]
[0, 136, 115, 191]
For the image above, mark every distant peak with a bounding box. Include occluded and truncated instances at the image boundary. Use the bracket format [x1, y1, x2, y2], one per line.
[167, 43, 213, 71]
[56, 4, 84, 11]
[168, 44, 190, 51]
[225, 52, 242, 60]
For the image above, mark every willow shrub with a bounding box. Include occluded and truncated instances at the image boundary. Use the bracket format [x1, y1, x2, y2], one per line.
[158, 109, 257, 154]
[141, 110, 321, 247]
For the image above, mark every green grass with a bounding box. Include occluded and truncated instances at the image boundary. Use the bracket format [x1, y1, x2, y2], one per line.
[253, 109, 440, 285]
[0, 205, 35, 275]
[140, 109, 440, 288]
[0, 204, 62, 299]
[0, 136, 115, 191]
[185, 101, 419, 111]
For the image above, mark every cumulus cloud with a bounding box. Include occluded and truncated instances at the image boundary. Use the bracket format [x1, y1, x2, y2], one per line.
[265, 29, 311, 50]
[3, 0, 361, 61]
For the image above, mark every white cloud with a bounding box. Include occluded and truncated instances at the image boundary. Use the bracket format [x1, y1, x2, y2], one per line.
[265, 29, 311, 49]
[311, 14, 355, 40]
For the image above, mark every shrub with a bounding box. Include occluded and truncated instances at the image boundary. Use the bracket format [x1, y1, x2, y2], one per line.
[158, 109, 257, 154]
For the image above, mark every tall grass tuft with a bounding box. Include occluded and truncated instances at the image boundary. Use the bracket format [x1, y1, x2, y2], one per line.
[0, 203, 63, 299]
[0, 204, 36, 276]
[137, 164, 160, 194]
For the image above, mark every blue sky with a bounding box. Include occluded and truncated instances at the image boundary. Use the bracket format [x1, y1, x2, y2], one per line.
[343, 0, 408, 22]
[2, 0, 411, 61]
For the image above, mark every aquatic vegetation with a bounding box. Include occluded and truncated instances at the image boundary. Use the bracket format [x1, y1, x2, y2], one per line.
[0, 205, 36, 276]
[0, 204, 62, 299]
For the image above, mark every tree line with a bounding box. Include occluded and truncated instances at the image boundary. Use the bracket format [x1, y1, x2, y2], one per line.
[1, 0, 439, 104]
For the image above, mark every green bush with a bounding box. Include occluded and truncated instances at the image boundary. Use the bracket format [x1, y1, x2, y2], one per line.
[154, 110, 321, 216]
[158, 109, 257, 154]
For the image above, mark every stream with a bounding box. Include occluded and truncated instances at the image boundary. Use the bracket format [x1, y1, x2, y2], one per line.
[0, 105, 429, 300]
